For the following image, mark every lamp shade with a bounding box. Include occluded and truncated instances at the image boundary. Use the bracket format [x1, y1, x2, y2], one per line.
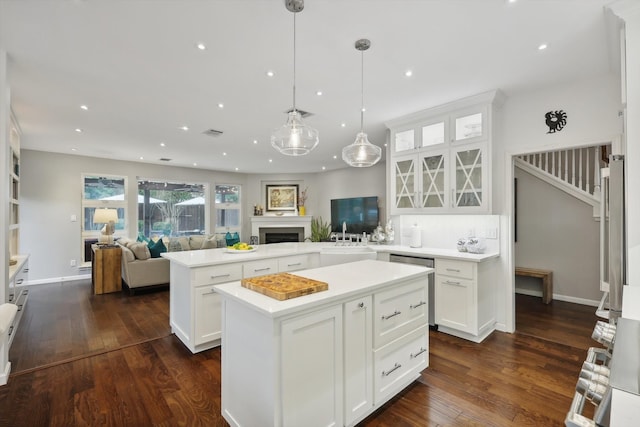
[271, 111, 319, 156]
[93, 208, 118, 224]
[342, 131, 382, 167]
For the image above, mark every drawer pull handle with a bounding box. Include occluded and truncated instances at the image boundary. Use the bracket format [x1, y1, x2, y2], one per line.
[446, 268, 461, 272]
[16, 279, 23, 284]
[444, 280, 463, 286]
[254, 267, 271, 272]
[411, 347, 427, 359]
[410, 301, 426, 309]
[201, 288, 217, 296]
[287, 262, 302, 267]
[382, 363, 402, 377]
[358, 302, 364, 308]
[381, 310, 401, 320]
[8, 326, 13, 336]
[17, 304, 23, 311]
[211, 274, 231, 279]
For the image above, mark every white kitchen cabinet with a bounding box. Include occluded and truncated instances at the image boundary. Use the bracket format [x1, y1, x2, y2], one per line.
[344, 296, 373, 425]
[193, 284, 222, 346]
[7, 255, 29, 347]
[277, 253, 317, 272]
[243, 258, 278, 278]
[281, 305, 344, 427]
[434, 257, 498, 343]
[217, 260, 432, 427]
[386, 90, 502, 214]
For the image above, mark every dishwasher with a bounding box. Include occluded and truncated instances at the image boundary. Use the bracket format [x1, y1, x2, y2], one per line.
[389, 254, 436, 328]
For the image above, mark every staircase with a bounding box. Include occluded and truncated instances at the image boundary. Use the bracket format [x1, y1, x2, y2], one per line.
[515, 144, 610, 213]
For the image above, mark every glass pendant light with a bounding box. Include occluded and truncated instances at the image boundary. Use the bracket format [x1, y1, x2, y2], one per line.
[271, 0, 319, 156]
[342, 38, 382, 168]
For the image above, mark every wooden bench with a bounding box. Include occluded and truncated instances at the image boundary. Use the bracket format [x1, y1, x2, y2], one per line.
[515, 267, 553, 304]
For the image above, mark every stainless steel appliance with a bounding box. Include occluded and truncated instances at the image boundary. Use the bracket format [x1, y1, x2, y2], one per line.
[598, 155, 626, 321]
[389, 254, 435, 327]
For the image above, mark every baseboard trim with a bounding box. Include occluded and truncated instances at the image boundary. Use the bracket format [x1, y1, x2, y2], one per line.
[27, 274, 92, 286]
[515, 289, 600, 307]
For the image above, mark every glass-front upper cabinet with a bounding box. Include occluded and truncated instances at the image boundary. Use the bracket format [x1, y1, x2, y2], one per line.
[392, 128, 415, 154]
[420, 149, 449, 209]
[391, 155, 418, 210]
[391, 117, 447, 155]
[452, 107, 487, 144]
[452, 143, 486, 209]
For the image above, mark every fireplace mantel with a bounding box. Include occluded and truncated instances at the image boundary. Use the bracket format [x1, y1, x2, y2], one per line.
[250, 216, 312, 241]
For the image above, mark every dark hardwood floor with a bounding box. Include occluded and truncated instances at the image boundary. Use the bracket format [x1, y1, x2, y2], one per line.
[1, 282, 601, 426]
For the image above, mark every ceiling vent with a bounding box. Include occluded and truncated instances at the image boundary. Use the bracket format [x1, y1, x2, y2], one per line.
[285, 108, 313, 118]
[159, 158, 172, 162]
[202, 129, 224, 137]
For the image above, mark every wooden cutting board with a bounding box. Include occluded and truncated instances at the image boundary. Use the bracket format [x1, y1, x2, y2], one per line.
[241, 272, 328, 301]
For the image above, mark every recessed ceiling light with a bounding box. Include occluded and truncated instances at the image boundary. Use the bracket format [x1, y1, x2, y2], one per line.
[160, 142, 166, 147]
[268, 159, 273, 163]
[75, 128, 83, 133]
[196, 43, 206, 50]
[405, 70, 413, 77]
[507, 0, 517, 3]
[322, 166, 326, 170]
[193, 162, 197, 166]
[333, 155, 337, 159]
[316, 91, 323, 96]
[80, 105, 88, 110]
[538, 43, 548, 50]
[180, 126, 189, 131]
[253, 140, 258, 144]
[139, 156, 144, 160]
[223, 152, 227, 156]
[341, 123, 346, 128]
[235, 167, 239, 171]
[266, 70, 275, 77]
[71, 148, 77, 151]
[218, 103, 224, 109]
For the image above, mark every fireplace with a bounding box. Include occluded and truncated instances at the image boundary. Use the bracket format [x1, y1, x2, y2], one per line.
[250, 216, 312, 244]
[260, 227, 304, 244]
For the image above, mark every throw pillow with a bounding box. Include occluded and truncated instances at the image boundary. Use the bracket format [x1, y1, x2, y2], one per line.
[148, 239, 167, 258]
[137, 233, 150, 243]
[119, 244, 135, 262]
[189, 235, 205, 250]
[201, 235, 217, 249]
[118, 237, 134, 247]
[168, 238, 183, 252]
[129, 242, 151, 260]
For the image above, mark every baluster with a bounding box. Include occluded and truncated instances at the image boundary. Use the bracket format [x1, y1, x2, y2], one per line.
[564, 149, 568, 182]
[545, 152, 549, 174]
[579, 148, 583, 191]
[571, 148, 576, 186]
[551, 151, 555, 176]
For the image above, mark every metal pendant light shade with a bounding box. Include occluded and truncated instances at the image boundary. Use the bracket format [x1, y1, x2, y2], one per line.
[342, 38, 381, 168]
[271, 0, 319, 156]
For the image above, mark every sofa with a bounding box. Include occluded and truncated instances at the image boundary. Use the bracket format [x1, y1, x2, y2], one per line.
[116, 235, 225, 294]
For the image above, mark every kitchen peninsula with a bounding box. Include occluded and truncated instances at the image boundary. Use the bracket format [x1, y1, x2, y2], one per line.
[162, 242, 498, 353]
[216, 259, 432, 427]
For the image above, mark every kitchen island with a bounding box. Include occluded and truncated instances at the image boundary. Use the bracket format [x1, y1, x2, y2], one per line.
[215, 259, 432, 427]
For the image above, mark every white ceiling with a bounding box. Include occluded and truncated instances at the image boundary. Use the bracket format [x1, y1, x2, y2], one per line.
[0, 0, 617, 174]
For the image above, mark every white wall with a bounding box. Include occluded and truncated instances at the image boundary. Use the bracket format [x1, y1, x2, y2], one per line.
[0, 49, 8, 303]
[20, 150, 387, 282]
[514, 168, 601, 304]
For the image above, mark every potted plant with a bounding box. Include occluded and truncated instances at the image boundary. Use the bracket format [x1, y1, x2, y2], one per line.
[298, 186, 308, 216]
[310, 216, 331, 242]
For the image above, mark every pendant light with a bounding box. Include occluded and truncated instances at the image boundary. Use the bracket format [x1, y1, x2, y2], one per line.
[342, 38, 382, 168]
[271, 0, 319, 156]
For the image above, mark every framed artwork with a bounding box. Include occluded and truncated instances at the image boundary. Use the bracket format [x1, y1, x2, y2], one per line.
[266, 184, 298, 212]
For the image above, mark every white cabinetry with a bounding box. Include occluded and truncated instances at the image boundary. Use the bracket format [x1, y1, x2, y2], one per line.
[218, 261, 431, 427]
[434, 258, 497, 343]
[7, 255, 29, 347]
[169, 252, 319, 354]
[386, 91, 502, 214]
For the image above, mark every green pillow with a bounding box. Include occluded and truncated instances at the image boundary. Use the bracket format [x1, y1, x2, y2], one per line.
[148, 239, 167, 258]
[137, 233, 150, 243]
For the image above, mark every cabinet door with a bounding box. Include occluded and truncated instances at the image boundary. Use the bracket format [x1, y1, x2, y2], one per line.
[451, 107, 486, 144]
[194, 285, 222, 346]
[435, 275, 476, 334]
[451, 142, 487, 211]
[391, 128, 416, 154]
[391, 154, 419, 212]
[281, 306, 343, 427]
[344, 296, 373, 425]
[419, 149, 449, 210]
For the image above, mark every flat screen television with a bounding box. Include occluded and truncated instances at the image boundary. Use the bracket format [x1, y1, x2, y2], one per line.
[330, 196, 379, 235]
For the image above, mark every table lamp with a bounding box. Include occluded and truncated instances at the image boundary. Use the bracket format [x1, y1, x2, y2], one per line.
[93, 208, 118, 245]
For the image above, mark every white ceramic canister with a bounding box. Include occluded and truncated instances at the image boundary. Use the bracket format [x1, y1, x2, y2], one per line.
[409, 224, 422, 248]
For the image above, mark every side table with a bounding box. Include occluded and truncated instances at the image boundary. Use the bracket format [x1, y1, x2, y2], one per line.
[92, 244, 122, 294]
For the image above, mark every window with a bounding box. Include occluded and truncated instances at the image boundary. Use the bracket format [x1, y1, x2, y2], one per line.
[215, 184, 241, 235]
[81, 174, 128, 265]
[137, 179, 207, 238]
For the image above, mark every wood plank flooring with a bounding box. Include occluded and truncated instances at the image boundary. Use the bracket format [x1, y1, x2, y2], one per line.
[1, 283, 600, 426]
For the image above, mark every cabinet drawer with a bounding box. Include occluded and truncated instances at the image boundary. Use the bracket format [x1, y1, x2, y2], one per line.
[194, 263, 242, 285]
[373, 326, 428, 404]
[278, 254, 310, 273]
[436, 258, 474, 280]
[243, 258, 278, 278]
[374, 280, 428, 348]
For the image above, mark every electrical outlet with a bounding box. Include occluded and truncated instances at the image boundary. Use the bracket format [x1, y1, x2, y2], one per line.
[70, 259, 77, 267]
[70, 214, 77, 222]
[486, 228, 498, 239]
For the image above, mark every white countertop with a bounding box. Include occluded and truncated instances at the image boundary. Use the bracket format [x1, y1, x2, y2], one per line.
[161, 242, 499, 268]
[215, 259, 432, 318]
